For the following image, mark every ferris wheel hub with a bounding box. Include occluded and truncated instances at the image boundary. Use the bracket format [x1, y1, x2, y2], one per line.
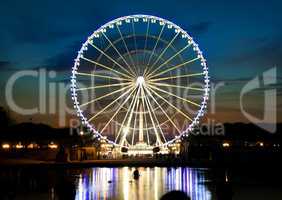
[136, 76, 145, 86]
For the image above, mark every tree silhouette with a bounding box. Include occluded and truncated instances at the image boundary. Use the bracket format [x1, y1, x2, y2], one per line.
[0, 107, 13, 130]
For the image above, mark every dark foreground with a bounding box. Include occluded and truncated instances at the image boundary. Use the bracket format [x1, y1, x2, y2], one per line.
[0, 164, 281, 200]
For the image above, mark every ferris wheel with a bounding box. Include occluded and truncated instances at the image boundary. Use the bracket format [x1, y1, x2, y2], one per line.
[70, 15, 209, 148]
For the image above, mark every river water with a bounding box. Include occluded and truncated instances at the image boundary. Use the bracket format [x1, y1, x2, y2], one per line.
[74, 167, 212, 200]
[0, 166, 281, 200]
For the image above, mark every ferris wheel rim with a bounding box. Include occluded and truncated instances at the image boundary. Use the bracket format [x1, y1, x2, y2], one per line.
[70, 14, 210, 148]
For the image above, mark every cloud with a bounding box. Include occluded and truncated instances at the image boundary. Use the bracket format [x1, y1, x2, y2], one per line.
[42, 41, 82, 71]
[0, 61, 20, 71]
[2, 13, 92, 45]
[0, 61, 11, 68]
[222, 34, 282, 67]
[187, 21, 213, 36]
[0, 1, 112, 45]
[212, 74, 282, 93]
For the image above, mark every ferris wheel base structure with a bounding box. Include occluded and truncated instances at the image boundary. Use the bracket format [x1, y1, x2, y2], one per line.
[120, 142, 168, 156]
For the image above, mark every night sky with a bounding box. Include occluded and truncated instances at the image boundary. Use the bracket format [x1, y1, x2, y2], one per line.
[0, 0, 281, 127]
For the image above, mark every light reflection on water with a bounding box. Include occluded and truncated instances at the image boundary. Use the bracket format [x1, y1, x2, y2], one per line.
[75, 167, 212, 200]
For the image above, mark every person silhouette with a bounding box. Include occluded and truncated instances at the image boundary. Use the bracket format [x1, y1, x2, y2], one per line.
[160, 191, 190, 200]
[133, 169, 140, 179]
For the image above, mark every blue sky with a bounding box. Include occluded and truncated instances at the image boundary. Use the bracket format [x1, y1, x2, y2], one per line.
[0, 0, 281, 126]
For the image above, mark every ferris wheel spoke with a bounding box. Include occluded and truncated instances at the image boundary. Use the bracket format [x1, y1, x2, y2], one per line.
[131, 21, 139, 70]
[140, 91, 150, 145]
[145, 24, 165, 68]
[100, 86, 137, 134]
[143, 87, 167, 143]
[88, 85, 136, 122]
[81, 56, 132, 79]
[101, 32, 137, 77]
[76, 72, 132, 82]
[141, 87, 163, 145]
[149, 72, 204, 82]
[120, 87, 141, 146]
[76, 82, 131, 91]
[148, 82, 205, 92]
[149, 57, 200, 79]
[116, 25, 137, 75]
[146, 86, 193, 122]
[143, 86, 182, 135]
[116, 86, 141, 145]
[131, 104, 139, 146]
[130, 90, 141, 146]
[80, 84, 133, 107]
[146, 32, 180, 76]
[148, 84, 201, 107]
[114, 87, 139, 144]
[142, 20, 150, 66]
[88, 41, 135, 78]
[147, 43, 192, 78]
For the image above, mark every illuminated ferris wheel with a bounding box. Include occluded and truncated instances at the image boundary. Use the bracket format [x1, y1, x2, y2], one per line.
[70, 15, 209, 149]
